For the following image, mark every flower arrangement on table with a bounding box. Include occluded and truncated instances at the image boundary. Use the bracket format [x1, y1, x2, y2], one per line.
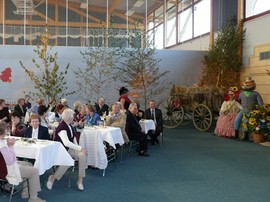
[242, 104, 270, 138]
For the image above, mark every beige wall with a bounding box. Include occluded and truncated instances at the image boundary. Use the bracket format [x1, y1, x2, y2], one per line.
[240, 44, 270, 104]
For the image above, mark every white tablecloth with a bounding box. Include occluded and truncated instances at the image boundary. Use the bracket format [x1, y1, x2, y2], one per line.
[14, 139, 74, 175]
[79, 126, 124, 169]
[139, 119, 156, 133]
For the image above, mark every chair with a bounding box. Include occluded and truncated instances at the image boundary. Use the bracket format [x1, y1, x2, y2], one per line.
[68, 160, 78, 187]
[0, 152, 29, 202]
[158, 131, 164, 145]
[128, 140, 139, 157]
[103, 142, 116, 177]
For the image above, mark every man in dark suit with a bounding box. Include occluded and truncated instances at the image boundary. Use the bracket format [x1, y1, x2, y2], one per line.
[24, 114, 50, 140]
[145, 100, 163, 145]
[126, 103, 149, 157]
[94, 98, 109, 116]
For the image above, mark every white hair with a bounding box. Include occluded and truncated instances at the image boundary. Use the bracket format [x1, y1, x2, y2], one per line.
[61, 98, 67, 103]
[62, 108, 74, 121]
[128, 102, 137, 110]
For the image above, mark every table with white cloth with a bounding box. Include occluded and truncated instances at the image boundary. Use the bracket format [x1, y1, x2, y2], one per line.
[14, 138, 74, 175]
[79, 126, 124, 169]
[139, 119, 156, 133]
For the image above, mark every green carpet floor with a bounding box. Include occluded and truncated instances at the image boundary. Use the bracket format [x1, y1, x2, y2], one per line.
[1, 125, 270, 202]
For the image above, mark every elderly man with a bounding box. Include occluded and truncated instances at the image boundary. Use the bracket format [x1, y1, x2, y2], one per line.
[106, 102, 129, 143]
[145, 100, 163, 145]
[94, 98, 109, 117]
[46, 108, 87, 191]
[126, 103, 149, 157]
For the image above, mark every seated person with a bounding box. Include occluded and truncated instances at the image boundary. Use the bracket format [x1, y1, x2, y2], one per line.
[85, 104, 101, 126]
[73, 101, 82, 118]
[0, 99, 10, 123]
[75, 105, 86, 123]
[126, 103, 149, 157]
[214, 90, 242, 138]
[14, 98, 27, 118]
[24, 95, 32, 110]
[0, 122, 46, 202]
[31, 98, 45, 115]
[94, 98, 109, 116]
[105, 102, 129, 143]
[47, 98, 57, 112]
[10, 111, 26, 137]
[136, 102, 144, 121]
[46, 109, 87, 191]
[61, 98, 69, 108]
[24, 114, 50, 140]
[38, 105, 55, 139]
[145, 100, 163, 145]
[55, 104, 65, 122]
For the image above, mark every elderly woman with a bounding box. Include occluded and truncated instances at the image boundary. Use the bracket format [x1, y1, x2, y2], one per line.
[24, 114, 50, 140]
[10, 111, 26, 137]
[38, 105, 55, 139]
[46, 108, 87, 191]
[14, 98, 27, 118]
[85, 104, 101, 126]
[73, 101, 82, 118]
[0, 122, 46, 202]
[106, 102, 129, 143]
[47, 98, 57, 112]
[0, 99, 10, 123]
[24, 95, 32, 110]
[54, 104, 65, 122]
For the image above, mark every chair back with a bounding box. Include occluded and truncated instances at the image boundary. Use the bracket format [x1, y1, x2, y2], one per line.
[0, 151, 8, 180]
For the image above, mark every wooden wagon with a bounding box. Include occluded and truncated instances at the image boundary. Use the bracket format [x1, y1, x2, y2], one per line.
[158, 85, 224, 131]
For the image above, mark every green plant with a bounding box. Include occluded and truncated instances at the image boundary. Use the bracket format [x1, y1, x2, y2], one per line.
[200, 16, 246, 88]
[242, 104, 270, 136]
[118, 32, 170, 110]
[74, 46, 123, 103]
[20, 28, 74, 102]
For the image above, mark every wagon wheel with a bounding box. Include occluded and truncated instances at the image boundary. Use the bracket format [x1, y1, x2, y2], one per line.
[192, 104, 213, 131]
[158, 98, 185, 128]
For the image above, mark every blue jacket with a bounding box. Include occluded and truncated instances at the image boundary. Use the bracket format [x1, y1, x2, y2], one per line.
[85, 112, 101, 126]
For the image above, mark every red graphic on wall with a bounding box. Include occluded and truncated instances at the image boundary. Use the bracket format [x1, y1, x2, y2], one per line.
[0, 67, 12, 83]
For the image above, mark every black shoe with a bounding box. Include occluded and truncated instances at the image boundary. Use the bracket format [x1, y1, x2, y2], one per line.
[138, 151, 150, 157]
[151, 140, 155, 145]
[155, 139, 160, 145]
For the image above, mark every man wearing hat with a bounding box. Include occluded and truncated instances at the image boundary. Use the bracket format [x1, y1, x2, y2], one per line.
[234, 77, 263, 140]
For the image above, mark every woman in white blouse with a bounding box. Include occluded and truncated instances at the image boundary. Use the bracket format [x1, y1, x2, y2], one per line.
[46, 108, 87, 191]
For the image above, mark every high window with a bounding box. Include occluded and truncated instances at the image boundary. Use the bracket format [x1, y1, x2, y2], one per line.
[245, 0, 270, 19]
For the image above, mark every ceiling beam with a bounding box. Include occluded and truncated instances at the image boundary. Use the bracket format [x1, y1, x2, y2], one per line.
[109, 0, 122, 14]
[58, 1, 105, 25]
[35, 10, 54, 22]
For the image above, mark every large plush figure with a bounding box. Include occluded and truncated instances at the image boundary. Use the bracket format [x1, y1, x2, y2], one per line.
[234, 77, 263, 140]
[214, 89, 242, 138]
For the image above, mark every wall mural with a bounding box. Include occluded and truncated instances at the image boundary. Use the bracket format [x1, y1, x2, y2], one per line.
[0, 67, 12, 83]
